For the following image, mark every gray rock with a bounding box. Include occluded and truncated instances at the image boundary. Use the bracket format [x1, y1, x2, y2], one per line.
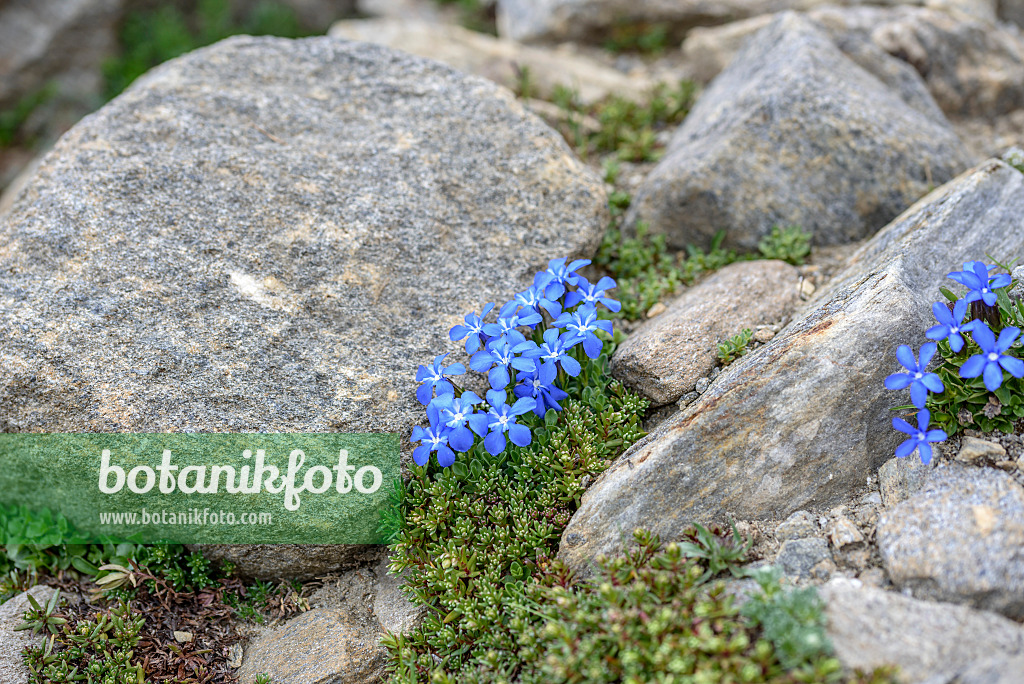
[827, 515, 864, 548]
[957, 436, 1007, 462]
[777, 537, 832, 578]
[694, 377, 710, 394]
[1001, 0, 1024, 27]
[775, 510, 819, 541]
[818, 5, 1024, 119]
[821, 578, 1024, 684]
[0, 0, 120, 110]
[558, 159, 1024, 573]
[878, 454, 931, 508]
[328, 18, 658, 105]
[373, 556, 424, 635]
[237, 606, 387, 684]
[626, 12, 969, 253]
[877, 463, 1024, 619]
[0, 35, 606, 438]
[0, 585, 57, 684]
[955, 654, 1024, 684]
[192, 544, 384, 582]
[0, 36, 606, 580]
[611, 260, 801, 405]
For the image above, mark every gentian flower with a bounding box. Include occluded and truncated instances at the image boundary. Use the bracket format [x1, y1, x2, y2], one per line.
[449, 303, 495, 353]
[553, 304, 614, 359]
[469, 333, 540, 389]
[415, 353, 465, 405]
[514, 273, 562, 318]
[411, 402, 455, 467]
[884, 343, 943, 409]
[433, 391, 489, 452]
[564, 275, 621, 313]
[892, 409, 947, 464]
[483, 300, 542, 338]
[947, 261, 1011, 307]
[543, 257, 590, 300]
[959, 322, 1024, 391]
[925, 299, 977, 353]
[483, 389, 535, 455]
[536, 327, 582, 377]
[515, 362, 569, 416]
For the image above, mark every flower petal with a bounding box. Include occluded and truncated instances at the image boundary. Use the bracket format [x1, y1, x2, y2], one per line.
[508, 423, 532, 447]
[884, 373, 913, 390]
[484, 431, 506, 456]
[895, 439, 918, 459]
[895, 345, 917, 372]
[910, 382, 929, 409]
[921, 373, 944, 394]
[412, 445, 431, 466]
[1000, 355, 1024, 378]
[959, 355, 986, 378]
[983, 361, 1004, 391]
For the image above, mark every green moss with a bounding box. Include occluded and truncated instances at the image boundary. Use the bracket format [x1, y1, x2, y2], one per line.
[382, 349, 649, 681]
[718, 328, 755, 366]
[758, 225, 812, 266]
[0, 83, 57, 148]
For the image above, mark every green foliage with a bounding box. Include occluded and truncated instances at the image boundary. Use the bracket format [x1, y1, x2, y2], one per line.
[1004, 148, 1024, 174]
[382, 351, 649, 682]
[551, 80, 696, 162]
[433, 0, 496, 34]
[255, 674, 274, 684]
[15, 588, 66, 635]
[741, 567, 835, 673]
[921, 273, 1024, 436]
[718, 328, 755, 367]
[22, 599, 145, 684]
[0, 83, 57, 148]
[758, 225, 812, 266]
[224, 578, 277, 624]
[677, 522, 752, 582]
[103, 0, 310, 100]
[595, 221, 747, 320]
[514, 530, 870, 684]
[603, 22, 672, 55]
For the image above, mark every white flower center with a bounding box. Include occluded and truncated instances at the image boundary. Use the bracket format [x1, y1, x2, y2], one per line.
[989, 352, 1000, 362]
[914, 372, 922, 379]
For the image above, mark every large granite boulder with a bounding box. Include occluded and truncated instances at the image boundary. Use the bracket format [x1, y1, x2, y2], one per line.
[0, 35, 606, 436]
[0, 36, 606, 579]
[877, 463, 1024, 619]
[0, 585, 57, 684]
[626, 12, 970, 254]
[558, 158, 1024, 573]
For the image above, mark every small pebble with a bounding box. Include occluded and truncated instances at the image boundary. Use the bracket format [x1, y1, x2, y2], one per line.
[709, 366, 721, 380]
[996, 460, 1017, 471]
[754, 328, 776, 343]
[957, 436, 1006, 462]
[799, 279, 816, 298]
[828, 516, 865, 548]
[775, 510, 819, 541]
[695, 377, 710, 393]
[646, 302, 667, 318]
[677, 391, 699, 407]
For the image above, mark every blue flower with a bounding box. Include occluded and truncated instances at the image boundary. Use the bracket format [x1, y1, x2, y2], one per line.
[469, 333, 540, 390]
[553, 304, 613, 359]
[536, 328, 582, 377]
[959, 322, 1024, 391]
[515, 362, 569, 417]
[925, 299, 978, 353]
[433, 392, 489, 452]
[543, 257, 591, 300]
[412, 401, 455, 467]
[514, 273, 562, 318]
[415, 353, 466, 405]
[483, 300, 543, 338]
[483, 389, 535, 455]
[449, 303, 495, 354]
[884, 343, 944, 409]
[892, 409, 947, 464]
[564, 276, 621, 313]
[947, 261, 1011, 307]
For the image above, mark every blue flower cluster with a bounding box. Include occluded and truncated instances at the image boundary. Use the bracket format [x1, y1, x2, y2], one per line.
[884, 260, 1023, 464]
[411, 258, 619, 468]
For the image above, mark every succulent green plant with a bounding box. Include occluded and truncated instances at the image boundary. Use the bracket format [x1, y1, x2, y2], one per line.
[718, 328, 755, 366]
[758, 225, 813, 266]
[15, 589, 66, 635]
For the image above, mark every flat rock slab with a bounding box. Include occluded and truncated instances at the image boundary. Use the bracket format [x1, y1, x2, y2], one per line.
[0, 35, 606, 435]
[610, 259, 801, 406]
[558, 159, 1024, 573]
[821, 578, 1024, 683]
[877, 463, 1024, 619]
[626, 12, 970, 253]
[0, 585, 57, 684]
